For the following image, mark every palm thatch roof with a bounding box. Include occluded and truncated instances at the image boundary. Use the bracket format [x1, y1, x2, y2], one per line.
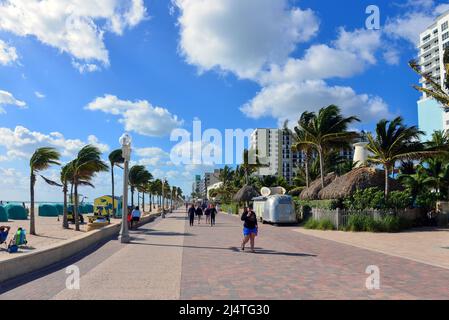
[233, 185, 260, 202]
[299, 173, 337, 200]
[318, 167, 401, 200]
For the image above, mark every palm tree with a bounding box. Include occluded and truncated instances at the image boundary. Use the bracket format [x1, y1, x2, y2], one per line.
[294, 105, 360, 188]
[128, 165, 149, 207]
[367, 117, 436, 197]
[108, 149, 124, 218]
[29, 147, 61, 235]
[71, 145, 108, 231]
[61, 163, 73, 229]
[409, 48, 449, 111]
[241, 149, 267, 185]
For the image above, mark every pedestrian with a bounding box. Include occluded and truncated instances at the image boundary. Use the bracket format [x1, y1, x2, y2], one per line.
[196, 204, 203, 225]
[209, 204, 217, 227]
[130, 206, 141, 230]
[185, 202, 189, 214]
[188, 204, 196, 226]
[204, 204, 211, 224]
[241, 206, 258, 253]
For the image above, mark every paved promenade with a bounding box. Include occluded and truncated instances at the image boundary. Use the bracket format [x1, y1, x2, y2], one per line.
[2, 209, 449, 300]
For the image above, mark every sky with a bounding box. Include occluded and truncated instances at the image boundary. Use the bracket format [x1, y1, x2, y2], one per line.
[0, 0, 448, 202]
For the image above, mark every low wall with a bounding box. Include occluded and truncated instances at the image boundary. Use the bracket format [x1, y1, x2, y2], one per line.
[0, 212, 161, 284]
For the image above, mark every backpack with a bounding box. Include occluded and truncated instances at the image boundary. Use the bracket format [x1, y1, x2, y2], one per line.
[14, 229, 27, 246]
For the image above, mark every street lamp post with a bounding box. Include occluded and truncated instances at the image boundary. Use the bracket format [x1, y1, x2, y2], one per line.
[162, 178, 166, 218]
[119, 133, 132, 243]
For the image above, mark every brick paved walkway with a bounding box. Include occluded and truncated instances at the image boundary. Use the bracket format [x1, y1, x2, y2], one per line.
[2, 209, 449, 300]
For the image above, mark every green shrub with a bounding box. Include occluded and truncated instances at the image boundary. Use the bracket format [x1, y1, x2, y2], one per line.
[304, 218, 334, 230]
[294, 199, 340, 210]
[318, 219, 335, 230]
[345, 214, 411, 233]
[304, 218, 319, 229]
[386, 191, 413, 211]
[344, 188, 385, 211]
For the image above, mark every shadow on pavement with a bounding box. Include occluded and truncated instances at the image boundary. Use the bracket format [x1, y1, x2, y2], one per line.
[131, 229, 195, 237]
[129, 242, 316, 258]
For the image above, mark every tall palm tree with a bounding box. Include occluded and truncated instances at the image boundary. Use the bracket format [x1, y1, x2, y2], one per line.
[108, 149, 124, 218]
[292, 112, 315, 188]
[129, 165, 145, 207]
[71, 145, 108, 231]
[294, 105, 360, 188]
[61, 163, 73, 229]
[29, 147, 61, 235]
[241, 149, 266, 185]
[409, 48, 449, 111]
[367, 117, 436, 197]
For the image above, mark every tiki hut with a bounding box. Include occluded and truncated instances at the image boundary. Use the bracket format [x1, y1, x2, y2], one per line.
[233, 185, 261, 203]
[318, 167, 401, 200]
[299, 173, 337, 200]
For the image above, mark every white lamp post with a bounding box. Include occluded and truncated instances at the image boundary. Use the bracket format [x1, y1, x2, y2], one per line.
[162, 177, 167, 219]
[119, 133, 132, 243]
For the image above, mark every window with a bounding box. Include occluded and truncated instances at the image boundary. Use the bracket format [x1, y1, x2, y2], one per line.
[442, 32, 449, 41]
[443, 21, 448, 31]
[422, 34, 431, 42]
[444, 42, 449, 49]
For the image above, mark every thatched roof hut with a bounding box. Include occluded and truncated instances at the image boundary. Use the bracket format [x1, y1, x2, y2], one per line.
[299, 173, 337, 200]
[318, 167, 401, 200]
[233, 185, 260, 203]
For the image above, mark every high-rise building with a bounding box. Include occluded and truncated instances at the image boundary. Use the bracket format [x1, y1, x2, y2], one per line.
[417, 10, 449, 140]
[249, 128, 354, 184]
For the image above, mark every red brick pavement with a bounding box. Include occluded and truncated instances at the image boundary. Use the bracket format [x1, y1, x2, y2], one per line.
[180, 212, 449, 300]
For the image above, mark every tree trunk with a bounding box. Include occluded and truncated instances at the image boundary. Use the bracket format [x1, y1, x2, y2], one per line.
[384, 165, 390, 199]
[142, 192, 145, 212]
[30, 172, 36, 235]
[63, 184, 69, 229]
[305, 151, 310, 189]
[131, 187, 134, 207]
[137, 191, 140, 208]
[74, 182, 80, 231]
[111, 165, 116, 218]
[149, 194, 152, 212]
[318, 148, 325, 189]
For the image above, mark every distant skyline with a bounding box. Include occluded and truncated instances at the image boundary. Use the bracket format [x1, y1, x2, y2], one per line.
[0, 0, 448, 201]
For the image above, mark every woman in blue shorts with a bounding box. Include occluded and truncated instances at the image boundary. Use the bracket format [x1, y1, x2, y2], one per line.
[240, 206, 258, 253]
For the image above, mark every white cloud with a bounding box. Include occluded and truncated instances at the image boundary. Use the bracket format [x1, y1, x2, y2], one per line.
[0, 39, 18, 65]
[384, 12, 435, 45]
[0, 126, 110, 161]
[0, 89, 26, 114]
[135, 147, 169, 167]
[0, 0, 147, 71]
[173, 0, 319, 79]
[34, 91, 45, 99]
[86, 95, 183, 137]
[241, 80, 391, 124]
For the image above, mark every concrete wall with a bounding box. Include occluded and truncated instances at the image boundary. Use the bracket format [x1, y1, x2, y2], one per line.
[0, 212, 161, 284]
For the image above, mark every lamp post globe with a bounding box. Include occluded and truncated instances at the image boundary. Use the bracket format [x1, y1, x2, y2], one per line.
[119, 133, 132, 243]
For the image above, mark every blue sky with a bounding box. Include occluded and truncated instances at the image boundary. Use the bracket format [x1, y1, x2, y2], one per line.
[0, 0, 447, 201]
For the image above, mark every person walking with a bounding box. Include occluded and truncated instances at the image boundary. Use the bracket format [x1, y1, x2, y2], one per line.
[188, 204, 196, 227]
[209, 204, 217, 227]
[185, 202, 189, 214]
[195, 204, 203, 225]
[204, 204, 211, 224]
[241, 206, 258, 253]
[130, 206, 141, 230]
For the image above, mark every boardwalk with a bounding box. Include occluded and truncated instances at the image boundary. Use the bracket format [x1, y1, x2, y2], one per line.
[2, 209, 449, 300]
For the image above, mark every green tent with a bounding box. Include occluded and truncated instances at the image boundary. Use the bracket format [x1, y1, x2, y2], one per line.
[83, 204, 94, 213]
[38, 204, 59, 217]
[5, 204, 27, 220]
[0, 206, 7, 222]
[54, 204, 64, 215]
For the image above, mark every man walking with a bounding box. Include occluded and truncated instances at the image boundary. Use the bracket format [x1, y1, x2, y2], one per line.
[209, 204, 217, 227]
[188, 204, 196, 227]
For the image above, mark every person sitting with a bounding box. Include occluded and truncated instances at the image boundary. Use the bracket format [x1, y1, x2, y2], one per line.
[0, 226, 11, 245]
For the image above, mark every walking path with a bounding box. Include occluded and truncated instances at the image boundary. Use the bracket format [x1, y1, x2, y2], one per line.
[295, 228, 449, 270]
[2, 209, 449, 300]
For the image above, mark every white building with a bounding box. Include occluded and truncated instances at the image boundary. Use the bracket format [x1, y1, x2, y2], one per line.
[417, 10, 449, 140]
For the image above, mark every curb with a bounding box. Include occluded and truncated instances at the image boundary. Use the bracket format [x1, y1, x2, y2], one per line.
[0, 213, 160, 284]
